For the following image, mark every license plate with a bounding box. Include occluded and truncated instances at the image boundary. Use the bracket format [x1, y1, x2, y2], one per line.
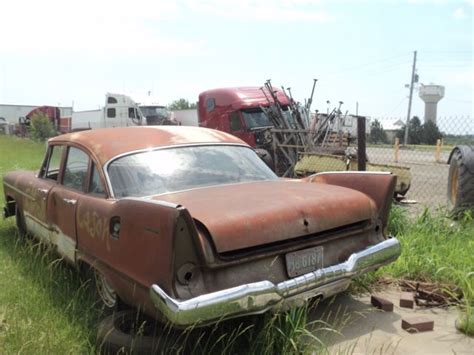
[285, 246, 323, 278]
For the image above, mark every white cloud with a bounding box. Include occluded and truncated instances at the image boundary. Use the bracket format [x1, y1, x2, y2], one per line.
[453, 7, 468, 19]
[0, 0, 201, 56]
[0, 0, 331, 56]
[185, 0, 332, 22]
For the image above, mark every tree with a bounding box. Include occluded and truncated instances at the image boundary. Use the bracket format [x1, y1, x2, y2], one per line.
[421, 120, 443, 145]
[396, 116, 422, 144]
[369, 119, 388, 144]
[168, 99, 197, 110]
[28, 113, 56, 141]
[396, 116, 443, 145]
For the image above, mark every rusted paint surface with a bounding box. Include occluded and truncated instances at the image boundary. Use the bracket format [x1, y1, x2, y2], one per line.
[2, 126, 397, 322]
[156, 180, 376, 253]
[49, 126, 246, 166]
[306, 172, 396, 230]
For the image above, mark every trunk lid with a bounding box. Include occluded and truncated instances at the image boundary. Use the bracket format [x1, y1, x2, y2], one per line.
[152, 180, 376, 253]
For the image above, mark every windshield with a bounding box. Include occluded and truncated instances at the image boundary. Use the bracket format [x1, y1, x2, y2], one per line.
[108, 145, 277, 198]
[241, 107, 294, 129]
[140, 106, 169, 118]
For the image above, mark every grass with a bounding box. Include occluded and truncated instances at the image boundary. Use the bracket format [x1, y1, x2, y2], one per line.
[381, 206, 474, 335]
[0, 135, 473, 353]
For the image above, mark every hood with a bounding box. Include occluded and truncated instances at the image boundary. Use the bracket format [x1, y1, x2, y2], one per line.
[152, 180, 376, 253]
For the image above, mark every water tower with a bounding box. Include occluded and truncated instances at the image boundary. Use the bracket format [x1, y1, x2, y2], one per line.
[419, 84, 445, 124]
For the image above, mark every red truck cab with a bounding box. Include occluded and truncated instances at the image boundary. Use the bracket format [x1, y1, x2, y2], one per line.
[198, 87, 290, 147]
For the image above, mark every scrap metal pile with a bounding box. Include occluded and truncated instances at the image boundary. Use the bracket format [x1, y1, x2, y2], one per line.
[257, 79, 411, 196]
[258, 79, 355, 176]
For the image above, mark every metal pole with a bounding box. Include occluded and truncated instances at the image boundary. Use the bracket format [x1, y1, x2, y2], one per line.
[357, 115, 366, 171]
[404, 50, 417, 146]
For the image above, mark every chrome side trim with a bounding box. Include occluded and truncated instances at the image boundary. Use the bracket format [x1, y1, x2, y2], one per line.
[3, 182, 35, 201]
[150, 238, 401, 326]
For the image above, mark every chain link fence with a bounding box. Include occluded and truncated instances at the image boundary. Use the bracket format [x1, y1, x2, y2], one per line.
[370, 115, 474, 208]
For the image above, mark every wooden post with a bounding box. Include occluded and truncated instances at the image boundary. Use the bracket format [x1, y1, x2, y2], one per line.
[357, 116, 366, 171]
[435, 139, 441, 163]
[394, 137, 400, 163]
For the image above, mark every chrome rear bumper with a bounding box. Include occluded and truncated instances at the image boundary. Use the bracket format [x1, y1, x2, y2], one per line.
[150, 238, 401, 326]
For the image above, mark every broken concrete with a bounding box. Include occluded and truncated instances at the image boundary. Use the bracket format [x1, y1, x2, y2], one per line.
[401, 316, 434, 333]
[310, 287, 473, 354]
[400, 292, 415, 309]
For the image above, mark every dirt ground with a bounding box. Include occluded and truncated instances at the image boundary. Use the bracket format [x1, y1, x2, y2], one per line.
[309, 286, 473, 354]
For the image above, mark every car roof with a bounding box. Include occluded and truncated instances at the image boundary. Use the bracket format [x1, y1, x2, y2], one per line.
[49, 126, 247, 166]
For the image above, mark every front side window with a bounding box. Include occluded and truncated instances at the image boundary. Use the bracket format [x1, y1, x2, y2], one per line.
[63, 147, 90, 191]
[43, 145, 65, 181]
[128, 107, 136, 119]
[108, 145, 277, 198]
[241, 109, 272, 129]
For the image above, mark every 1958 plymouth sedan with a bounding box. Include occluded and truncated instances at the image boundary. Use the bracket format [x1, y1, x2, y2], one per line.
[2, 126, 400, 326]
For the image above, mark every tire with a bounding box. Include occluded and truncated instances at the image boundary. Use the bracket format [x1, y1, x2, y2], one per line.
[15, 206, 28, 240]
[94, 270, 121, 311]
[96, 310, 179, 354]
[447, 147, 474, 214]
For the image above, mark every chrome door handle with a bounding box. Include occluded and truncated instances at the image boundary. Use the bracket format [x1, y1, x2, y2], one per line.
[62, 198, 77, 205]
[37, 188, 48, 194]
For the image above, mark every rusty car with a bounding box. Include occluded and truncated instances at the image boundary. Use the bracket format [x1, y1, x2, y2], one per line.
[2, 126, 401, 326]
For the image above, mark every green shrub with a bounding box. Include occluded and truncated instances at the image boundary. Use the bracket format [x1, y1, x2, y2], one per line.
[28, 113, 56, 141]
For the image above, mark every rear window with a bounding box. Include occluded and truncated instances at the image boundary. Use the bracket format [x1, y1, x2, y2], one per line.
[108, 145, 277, 198]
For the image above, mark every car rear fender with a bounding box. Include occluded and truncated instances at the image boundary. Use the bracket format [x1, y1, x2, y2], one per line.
[303, 172, 396, 231]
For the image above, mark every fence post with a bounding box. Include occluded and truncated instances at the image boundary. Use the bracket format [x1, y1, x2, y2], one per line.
[357, 116, 366, 171]
[435, 139, 441, 163]
[394, 137, 400, 163]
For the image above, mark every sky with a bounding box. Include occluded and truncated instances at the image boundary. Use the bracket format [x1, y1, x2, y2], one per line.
[0, 0, 472, 126]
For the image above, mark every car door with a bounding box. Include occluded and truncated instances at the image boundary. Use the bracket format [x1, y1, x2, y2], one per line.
[47, 146, 90, 263]
[23, 144, 66, 243]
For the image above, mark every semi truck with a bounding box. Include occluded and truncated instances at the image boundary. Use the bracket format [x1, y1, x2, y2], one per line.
[71, 93, 144, 131]
[197, 87, 291, 147]
[71, 93, 179, 130]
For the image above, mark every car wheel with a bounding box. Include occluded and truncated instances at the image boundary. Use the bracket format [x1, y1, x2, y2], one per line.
[96, 310, 178, 354]
[448, 147, 474, 214]
[95, 270, 120, 310]
[15, 206, 28, 240]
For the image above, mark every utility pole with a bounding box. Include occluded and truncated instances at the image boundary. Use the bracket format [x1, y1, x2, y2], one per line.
[404, 50, 417, 146]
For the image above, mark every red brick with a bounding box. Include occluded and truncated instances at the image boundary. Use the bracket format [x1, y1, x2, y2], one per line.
[400, 292, 415, 308]
[401, 316, 434, 333]
[371, 295, 394, 312]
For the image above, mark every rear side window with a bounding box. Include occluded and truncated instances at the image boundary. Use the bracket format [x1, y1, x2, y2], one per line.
[206, 98, 215, 113]
[107, 108, 116, 118]
[230, 112, 242, 131]
[63, 147, 90, 191]
[89, 164, 106, 196]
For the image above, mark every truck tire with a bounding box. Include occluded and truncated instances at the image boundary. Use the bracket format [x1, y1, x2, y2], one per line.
[96, 310, 177, 354]
[447, 146, 474, 214]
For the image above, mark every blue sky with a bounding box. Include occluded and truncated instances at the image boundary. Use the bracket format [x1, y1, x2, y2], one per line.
[0, 0, 472, 123]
